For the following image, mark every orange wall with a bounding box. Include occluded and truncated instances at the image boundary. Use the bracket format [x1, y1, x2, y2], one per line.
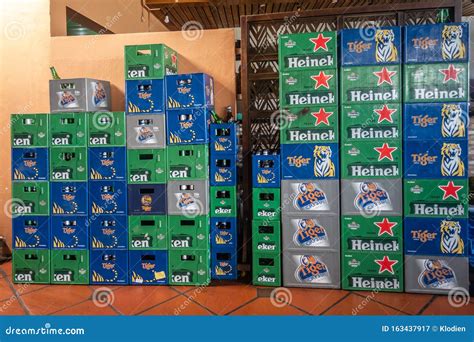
[0, 0, 236, 248]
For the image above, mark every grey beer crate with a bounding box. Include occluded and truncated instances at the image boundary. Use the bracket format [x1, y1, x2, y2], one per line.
[282, 214, 340, 252]
[281, 179, 339, 215]
[405, 255, 469, 295]
[283, 249, 340, 288]
[126, 115, 166, 149]
[49, 78, 111, 113]
[340, 178, 402, 216]
[167, 180, 209, 215]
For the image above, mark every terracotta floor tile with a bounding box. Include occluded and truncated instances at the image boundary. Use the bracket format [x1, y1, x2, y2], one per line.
[54, 300, 118, 316]
[0, 262, 12, 277]
[229, 297, 306, 315]
[21, 285, 93, 315]
[112, 286, 181, 315]
[287, 288, 349, 315]
[422, 296, 474, 315]
[189, 284, 257, 315]
[355, 291, 433, 315]
[324, 294, 404, 315]
[0, 277, 15, 302]
[12, 282, 49, 296]
[141, 295, 213, 316]
[89, 285, 125, 292]
[170, 285, 201, 294]
[0, 298, 27, 315]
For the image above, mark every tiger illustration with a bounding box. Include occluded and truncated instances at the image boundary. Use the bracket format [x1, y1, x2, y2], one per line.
[375, 29, 398, 63]
[441, 143, 465, 177]
[441, 104, 466, 138]
[440, 220, 464, 254]
[313, 145, 335, 177]
[442, 25, 466, 60]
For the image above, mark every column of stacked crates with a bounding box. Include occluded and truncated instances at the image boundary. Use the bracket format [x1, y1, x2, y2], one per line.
[252, 151, 281, 286]
[279, 31, 340, 288]
[166, 73, 213, 286]
[403, 23, 470, 293]
[339, 27, 404, 292]
[125, 44, 177, 285]
[210, 122, 239, 280]
[11, 114, 50, 283]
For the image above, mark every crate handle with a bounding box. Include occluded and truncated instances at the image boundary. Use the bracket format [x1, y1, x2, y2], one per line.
[137, 49, 151, 56]
[141, 254, 156, 261]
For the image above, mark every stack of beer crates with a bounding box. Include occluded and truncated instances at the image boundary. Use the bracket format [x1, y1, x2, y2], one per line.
[403, 23, 470, 293]
[340, 27, 404, 292]
[278, 31, 340, 288]
[11, 114, 50, 284]
[209, 122, 239, 280]
[165, 72, 213, 286]
[124, 44, 177, 285]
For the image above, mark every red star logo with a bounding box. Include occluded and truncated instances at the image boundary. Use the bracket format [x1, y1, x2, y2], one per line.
[309, 33, 332, 52]
[374, 143, 397, 161]
[311, 108, 333, 126]
[439, 64, 461, 83]
[171, 54, 177, 65]
[374, 218, 397, 237]
[373, 67, 396, 86]
[374, 105, 396, 123]
[438, 181, 463, 200]
[311, 71, 333, 90]
[375, 256, 398, 274]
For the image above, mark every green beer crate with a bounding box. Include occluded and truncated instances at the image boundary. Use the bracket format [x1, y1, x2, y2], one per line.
[88, 112, 126, 146]
[252, 188, 281, 221]
[128, 215, 168, 250]
[168, 249, 210, 286]
[12, 181, 49, 216]
[167, 145, 209, 180]
[13, 249, 50, 284]
[404, 63, 469, 103]
[125, 44, 178, 80]
[341, 65, 401, 104]
[341, 103, 401, 142]
[253, 251, 281, 286]
[127, 149, 167, 184]
[168, 215, 210, 250]
[279, 69, 338, 107]
[341, 141, 402, 179]
[51, 250, 89, 285]
[210, 186, 237, 217]
[49, 112, 87, 147]
[280, 105, 338, 144]
[404, 179, 468, 218]
[342, 251, 403, 292]
[341, 216, 403, 239]
[278, 31, 337, 72]
[11, 114, 48, 148]
[50, 147, 88, 181]
[252, 220, 281, 253]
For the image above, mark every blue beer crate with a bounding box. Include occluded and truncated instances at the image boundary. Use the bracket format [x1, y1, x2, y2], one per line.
[404, 217, 468, 256]
[51, 182, 88, 216]
[341, 26, 401, 66]
[13, 216, 50, 249]
[90, 249, 129, 285]
[404, 140, 468, 179]
[51, 216, 88, 250]
[89, 181, 127, 215]
[404, 103, 469, 141]
[12, 148, 49, 181]
[128, 184, 167, 215]
[165, 73, 214, 109]
[404, 22, 470, 63]
[90, 215, 128, 250]
[252, 152, 281, 188]
[88, 147, 127, 181]
[166, 107, 211, 145]
[210, 153, 237, 186]
[125, 79, 165, 115]
[129, 250, 168, 285]
[281, 143, 339, 180]
[210, 123, 238, 154]
[210, 217, 237, 248]
[211, 246, 237, 280]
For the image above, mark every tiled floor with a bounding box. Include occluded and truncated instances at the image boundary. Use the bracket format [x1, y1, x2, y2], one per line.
[1, 261, 473, 316]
